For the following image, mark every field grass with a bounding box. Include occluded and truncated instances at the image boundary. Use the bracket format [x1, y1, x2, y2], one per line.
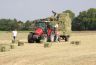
[0, 31, 29, 43]
[0, 31, 96, 65]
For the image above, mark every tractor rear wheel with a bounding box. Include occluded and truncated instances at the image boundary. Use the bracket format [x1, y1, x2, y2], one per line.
[28, 32, 34, 43]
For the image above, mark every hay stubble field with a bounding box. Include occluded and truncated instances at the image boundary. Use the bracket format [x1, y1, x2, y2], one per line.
[0, 31, 96, 65]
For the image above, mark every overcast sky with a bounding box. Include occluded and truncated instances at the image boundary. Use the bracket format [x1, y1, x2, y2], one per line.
[0, 0, 96, 21]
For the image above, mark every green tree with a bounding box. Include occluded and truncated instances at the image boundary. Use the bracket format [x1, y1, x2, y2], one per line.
[73, 8, 96, 31]
[17, 21, 24, 30]
[0, 19, 19, 31]
[24, 20, 32, 30]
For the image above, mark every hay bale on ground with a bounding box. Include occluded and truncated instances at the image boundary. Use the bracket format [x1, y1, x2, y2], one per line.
[12, 40, 18, 44]
[75, 41, 80, 45]
[18, 41, 24, 46]
[0, 44, 10, 52]
[10, 44, 16, 49]
[44, 42, 51, 48]
[70, 41, 75, 44]
[12, 40, 15, 43]
[70, 41, 80, 45]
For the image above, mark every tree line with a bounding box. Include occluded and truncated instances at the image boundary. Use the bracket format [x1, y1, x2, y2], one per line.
[0, 19, 34, 31]
[72, 8, 96, 31]
[0, 8, 96, 31]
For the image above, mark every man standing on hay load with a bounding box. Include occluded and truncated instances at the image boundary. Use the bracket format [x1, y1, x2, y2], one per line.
[12, 29, 17, 41]
[52, 11, 60, 42]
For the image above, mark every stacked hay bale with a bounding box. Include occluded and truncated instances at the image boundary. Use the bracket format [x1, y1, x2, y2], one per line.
[47, 13, 71, 42]
[58, 13, 71, 36]
[48, 13, 71, 35]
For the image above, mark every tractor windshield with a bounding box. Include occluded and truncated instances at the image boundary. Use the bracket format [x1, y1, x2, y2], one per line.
[35, 21, 47, 33]
[35, 20, 54, 34]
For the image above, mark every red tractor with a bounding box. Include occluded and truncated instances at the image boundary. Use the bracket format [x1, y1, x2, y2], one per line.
[28, 20, 54, 43]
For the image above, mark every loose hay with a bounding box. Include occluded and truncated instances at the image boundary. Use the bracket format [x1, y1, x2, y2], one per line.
[0, 44, 10, 52]
[58, 13, 71, 35]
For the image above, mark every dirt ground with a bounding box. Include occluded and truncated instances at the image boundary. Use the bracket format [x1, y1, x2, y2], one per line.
[0, 31, 96, 65]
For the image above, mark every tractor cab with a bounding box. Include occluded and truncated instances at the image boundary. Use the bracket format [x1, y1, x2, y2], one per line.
[35, 20, 48, 34]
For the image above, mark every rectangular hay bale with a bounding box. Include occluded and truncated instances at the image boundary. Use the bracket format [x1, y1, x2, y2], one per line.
[0, 44, 10, 52]
[18, 41, 24, 46]
[44, 42, 51, 48]
[10, 44, 16, 49]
